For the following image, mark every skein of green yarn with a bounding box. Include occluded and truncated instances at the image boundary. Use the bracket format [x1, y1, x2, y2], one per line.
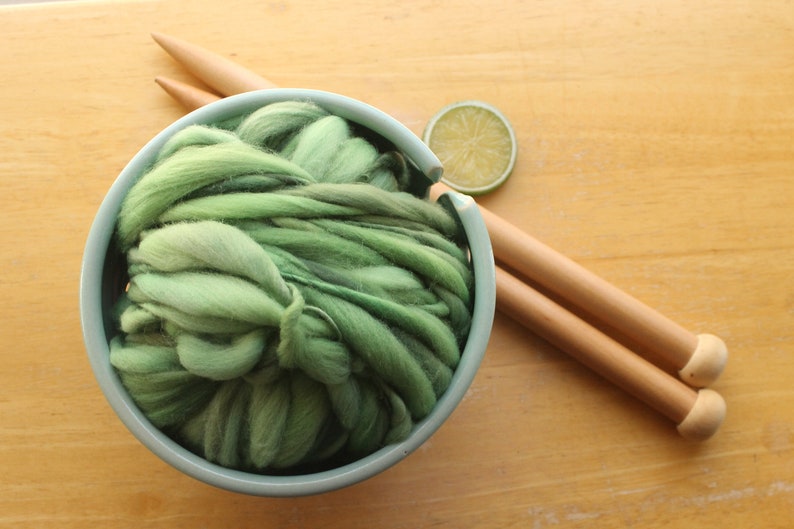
[109, 100, 474, 472]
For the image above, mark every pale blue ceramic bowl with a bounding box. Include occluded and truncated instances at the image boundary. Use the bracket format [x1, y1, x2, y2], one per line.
[80, 89, 495, 496]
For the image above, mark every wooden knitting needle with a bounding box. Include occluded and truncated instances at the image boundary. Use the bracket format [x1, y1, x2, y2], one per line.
[150, 37, 729, 438]
[150, 33, 728, 389]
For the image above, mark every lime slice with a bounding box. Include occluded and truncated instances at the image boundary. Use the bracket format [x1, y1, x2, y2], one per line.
[423, 100, 517, 195]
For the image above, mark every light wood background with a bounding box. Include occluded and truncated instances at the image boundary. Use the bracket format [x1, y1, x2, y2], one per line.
[2, 0, 793, 527]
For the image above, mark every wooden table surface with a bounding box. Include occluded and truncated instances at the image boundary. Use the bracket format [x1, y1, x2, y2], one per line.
[2, 0, 793, 527]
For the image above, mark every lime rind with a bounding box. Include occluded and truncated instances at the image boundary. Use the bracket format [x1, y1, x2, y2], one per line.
[422, 100, 517, 195]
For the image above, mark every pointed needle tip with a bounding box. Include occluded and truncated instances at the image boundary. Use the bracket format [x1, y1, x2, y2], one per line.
[151, 31, 178, 49]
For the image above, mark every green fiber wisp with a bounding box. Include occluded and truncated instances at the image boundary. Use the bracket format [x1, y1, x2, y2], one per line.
[109, 101, 474, 473]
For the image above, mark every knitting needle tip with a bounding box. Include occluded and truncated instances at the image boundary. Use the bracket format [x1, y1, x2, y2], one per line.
[150, 31, 277, 95]
[154, 76, 221, 111]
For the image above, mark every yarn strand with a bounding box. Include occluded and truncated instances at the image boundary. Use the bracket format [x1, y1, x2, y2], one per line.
[110, 100, 474, 473]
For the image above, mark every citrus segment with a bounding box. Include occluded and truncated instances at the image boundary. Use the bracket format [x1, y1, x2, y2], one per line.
[423, 100, 516, 195]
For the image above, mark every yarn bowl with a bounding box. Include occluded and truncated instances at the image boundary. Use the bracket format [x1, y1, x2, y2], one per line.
[80, 89, 495, 497]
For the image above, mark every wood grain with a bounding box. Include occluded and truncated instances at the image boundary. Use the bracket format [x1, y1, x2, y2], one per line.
[1, 0, 792, 527]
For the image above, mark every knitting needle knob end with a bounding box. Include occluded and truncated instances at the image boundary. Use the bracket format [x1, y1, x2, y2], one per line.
[676, 388, 726, 441]
[679, 333, 728, 388]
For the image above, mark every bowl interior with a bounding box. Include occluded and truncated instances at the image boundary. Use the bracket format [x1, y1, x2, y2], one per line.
[80, 89, 495, 496]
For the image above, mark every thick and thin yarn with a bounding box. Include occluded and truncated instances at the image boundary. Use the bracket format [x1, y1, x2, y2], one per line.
[109, 100, 474, 472]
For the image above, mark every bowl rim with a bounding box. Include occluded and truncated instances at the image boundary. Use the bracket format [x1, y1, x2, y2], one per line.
[79, 88, 495, 496]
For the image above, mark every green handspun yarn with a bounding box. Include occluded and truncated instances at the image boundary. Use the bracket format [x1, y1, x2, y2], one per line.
[108, 100, 474, 472]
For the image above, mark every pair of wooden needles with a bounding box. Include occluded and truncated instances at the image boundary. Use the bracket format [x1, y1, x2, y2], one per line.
[149, 33, 728, 440]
